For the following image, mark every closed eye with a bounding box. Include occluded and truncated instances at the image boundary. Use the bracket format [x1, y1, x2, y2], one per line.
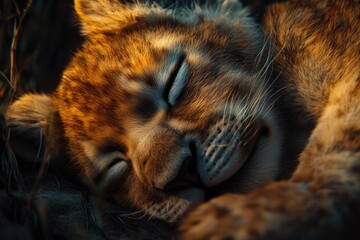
[164, 54, 188, 106]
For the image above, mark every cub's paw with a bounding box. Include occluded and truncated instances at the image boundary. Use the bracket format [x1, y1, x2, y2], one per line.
[179, 182, 341, 240]
[180, 194, 255, 240]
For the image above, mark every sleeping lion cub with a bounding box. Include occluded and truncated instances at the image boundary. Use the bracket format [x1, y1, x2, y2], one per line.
[6, 0, 360, 238]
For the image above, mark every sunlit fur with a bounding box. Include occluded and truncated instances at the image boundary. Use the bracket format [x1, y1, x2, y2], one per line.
[6, 0, 283, 222]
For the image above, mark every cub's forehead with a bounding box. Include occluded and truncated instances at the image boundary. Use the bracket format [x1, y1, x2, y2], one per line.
[75, 11, 253, 91]
[89, 29, 209, 83]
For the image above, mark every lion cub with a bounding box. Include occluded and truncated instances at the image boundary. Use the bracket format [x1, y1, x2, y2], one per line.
[7, 0, 282, 223]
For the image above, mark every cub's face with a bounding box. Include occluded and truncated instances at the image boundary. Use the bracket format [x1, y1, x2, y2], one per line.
[9, 0, 282, 222]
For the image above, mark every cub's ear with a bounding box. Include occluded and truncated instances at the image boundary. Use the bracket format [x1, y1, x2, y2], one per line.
[6, 94, 54, 162]
[6, 93, 53, 138]
[74, 0, 150, 34]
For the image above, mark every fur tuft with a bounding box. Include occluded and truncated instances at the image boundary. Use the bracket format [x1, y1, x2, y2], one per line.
[6, 93, 53, 136]
[74, 0, 151, 34]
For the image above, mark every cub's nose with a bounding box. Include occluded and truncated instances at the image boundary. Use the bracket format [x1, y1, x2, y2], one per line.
[162, 142, 201, 191]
